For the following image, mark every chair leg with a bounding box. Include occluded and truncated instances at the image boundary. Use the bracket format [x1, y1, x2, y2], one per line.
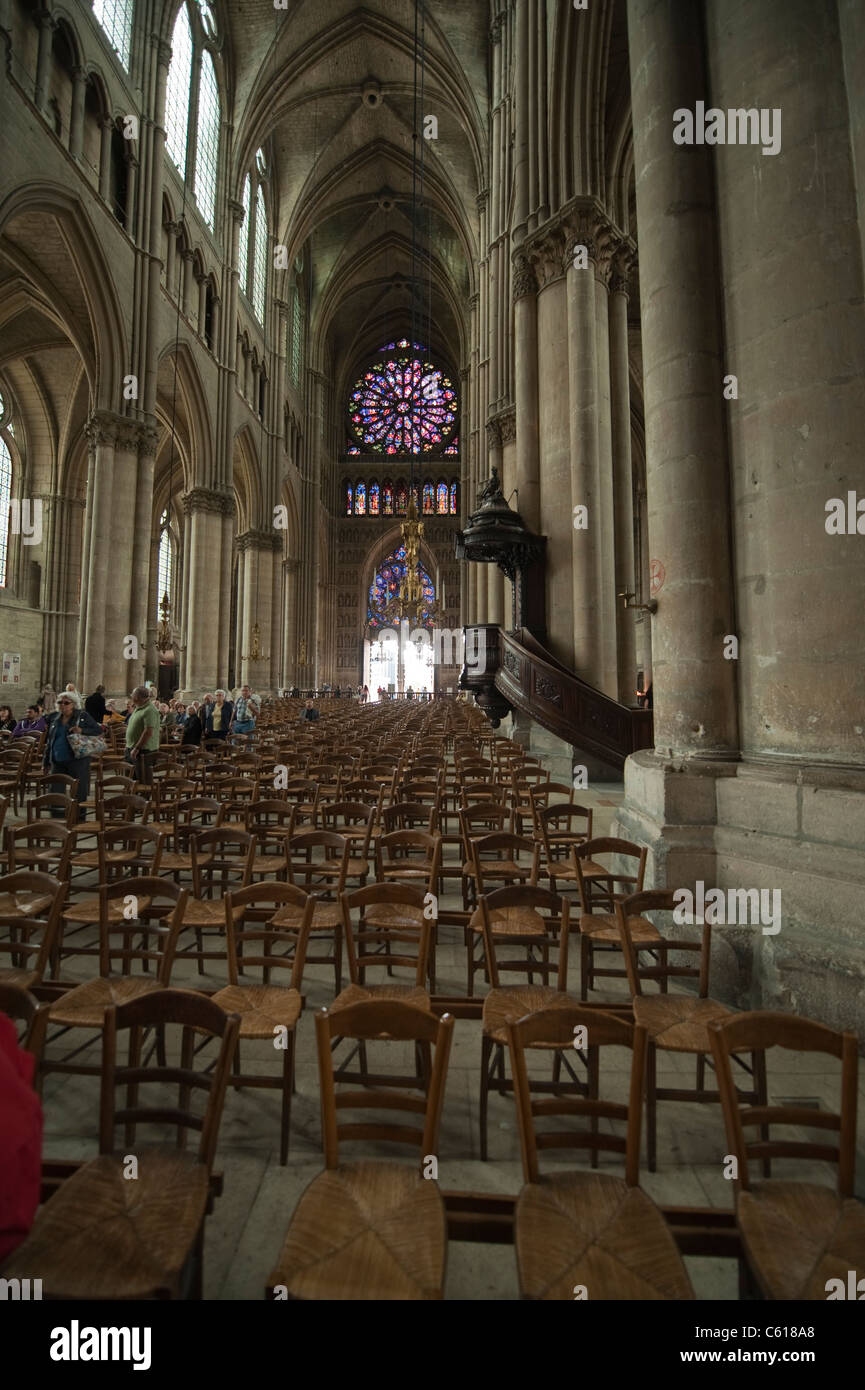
[479, 1032, 493, 1161]
[696, 1051, 706, 1097]
[588, 1046, 600, 1170]
[580, 932, 590, 1001]
[646, 1040, 658, 1172]
[233, 1038, 242, 1092]
[753, 1048, 770, 1177]
[280, 1032, 294, 1166]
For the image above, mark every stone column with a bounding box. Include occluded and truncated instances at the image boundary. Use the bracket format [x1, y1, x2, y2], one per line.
[512, 252, 540, 532]
[33, 8, 54, 112]
[144, 39, 171, 415]
[282, 558, 298, 687]
[183, 488, 232, 691]
[706, 0, 865, 764]
[594, 251, 618, 699]
[627, 0, 738, 757]
[609, 253, 638, 705]
[99, 117, 114, 203]
[69, 66, 86, 159]
[566, 213, 602, 686]
[81, 412, 117, 691]
[129, 424, 159, 690]
[531, 225, 574, 667]
[181, 249, 196, 321]
[197, 271, 208, 337]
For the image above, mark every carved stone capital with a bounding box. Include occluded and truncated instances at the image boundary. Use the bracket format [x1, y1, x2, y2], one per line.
[139, 424, 160, 460]
[511, 250, 537, 301]
[183, 486, 235, 517]
[561, 203, 620, 283]
[497, 407, 516, 445]
[156, 38, 173, 70]
[237, 527, 280, 552]
[228, 198, 246, 223]
[490, 12, 505, 43]
[527, 227, 569, 289]
[485, 418, 502, 450]
[114, 417, 143, 453]
[85, 410, 121, 449]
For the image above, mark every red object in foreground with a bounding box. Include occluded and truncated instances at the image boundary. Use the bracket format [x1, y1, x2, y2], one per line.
[0, 1012, 43, 1262]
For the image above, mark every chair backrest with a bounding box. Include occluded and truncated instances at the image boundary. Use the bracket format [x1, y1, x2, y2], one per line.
[573, 837, 648, 912]
[174, 797, 223, 848]
[615, 890, 710, 998]
[315, 999, 454, 1168]
[0, 871, 68, 984]
[321, 801, 376, 852]
[538, 802, 593, 852]
[96, 876, 188, 980]
[375, 829, 441, 889]
[99, 793, 150, 826]
[340, 883, 432, 988]
[100, 989, 240, 1171]
[218, 884, 315, 989]
[506, 1005, 646, 1185]
[191, 827, 255, 895]
[708, 1011, 859, 1199]
[245, 799, 296, 841]
[459, 802, 512, 852]
[27, 793, 78, 827]
[0, 980, 50, 1060]
[381, 800, 437, 835]
[287, 829, 350, 896]
[6, 823, 73, 878]
[471, 832, 539, 891]
[479, 885, 570, 990]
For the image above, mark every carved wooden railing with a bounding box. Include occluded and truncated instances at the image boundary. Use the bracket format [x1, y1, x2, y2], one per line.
[461, 625, 653, 768]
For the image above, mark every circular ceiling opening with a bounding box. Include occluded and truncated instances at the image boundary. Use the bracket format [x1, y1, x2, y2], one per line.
[362, 80, 382, 108]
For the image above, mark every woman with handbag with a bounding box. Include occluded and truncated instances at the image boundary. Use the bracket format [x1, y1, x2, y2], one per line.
[43, 691, 105, 820]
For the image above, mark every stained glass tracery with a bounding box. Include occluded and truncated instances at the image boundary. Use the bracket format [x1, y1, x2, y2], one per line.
[368, 545, 436, 630]
[382, 482, 394, 515]
[449, 480, 458, 514]
[423, 482, 434, 514]
[436, 481, 448, 514]
[369, 482, 380, 515]
[354, 482, 366, 516]
[349, 348, 457, 455]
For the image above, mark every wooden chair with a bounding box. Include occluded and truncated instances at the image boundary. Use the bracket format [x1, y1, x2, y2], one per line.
[616, 890, 767, 1171]
[459, 803, 513, 909]
[2, 989, 240, 1298]
[26, 792, 78, 827]
[380, 800, 437, 835]
[527, 781, 576, 837]
[283, 830, 351, 991]
[5, 822, 73, 879]
[337, 883, 434, 1009]
[574, 838, 649, 999]
[266, 999, 454, 1300]
[505, 1004, 695, 1300]
[158, 797, 223, 878]
[320, 801, 376, 874]
[708, 1010, 865, 1300]
[168, 884, 315, 1164]
[0, 980, 50, 1075]
[477, 885, 577, 1159]
[244, 800, 295, 878]
[44, 879, 189, 1077]
[536, 803, 594, 893]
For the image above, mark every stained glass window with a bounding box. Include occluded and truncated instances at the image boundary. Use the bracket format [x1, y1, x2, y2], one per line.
[436, 481, 448, 514]
[156, 509, 172, 621]
[449, 480, 458, 514]
[252, 184, 267, 323]
[93, 0, 134, 68]
[349, 347, 457, 454]
[444, 436, 459, 456]
[395, 480, 407, 514]
[368, 544, 436, 630]
[0, 436, 11, 587]
[345, 482, 353, 516]
[382, 481, 394, 515]
[194, 50, 220, 229]
[238, 174, 251, 293]
[346, 443, 361, 456]
[369, 482, 380, 516]
[380, 339, 425, 351]
[165, 5, 193, 174]
[410, 481, 420, 514]
[422, 482, 434, 514]
[354, 482, 366, 516]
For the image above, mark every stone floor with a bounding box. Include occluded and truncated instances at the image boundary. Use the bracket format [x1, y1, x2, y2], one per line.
[34, 777, 865, 1300]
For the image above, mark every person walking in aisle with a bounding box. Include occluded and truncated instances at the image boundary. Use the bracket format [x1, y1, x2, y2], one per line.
[43, 691, 103, 820]
[125, 685, 161, 786]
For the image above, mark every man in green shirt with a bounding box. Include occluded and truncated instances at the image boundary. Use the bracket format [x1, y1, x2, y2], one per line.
[125, 685, 161, 785]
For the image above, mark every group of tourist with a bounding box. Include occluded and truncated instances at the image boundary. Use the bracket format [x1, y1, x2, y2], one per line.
[1, 681, 262, 819]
